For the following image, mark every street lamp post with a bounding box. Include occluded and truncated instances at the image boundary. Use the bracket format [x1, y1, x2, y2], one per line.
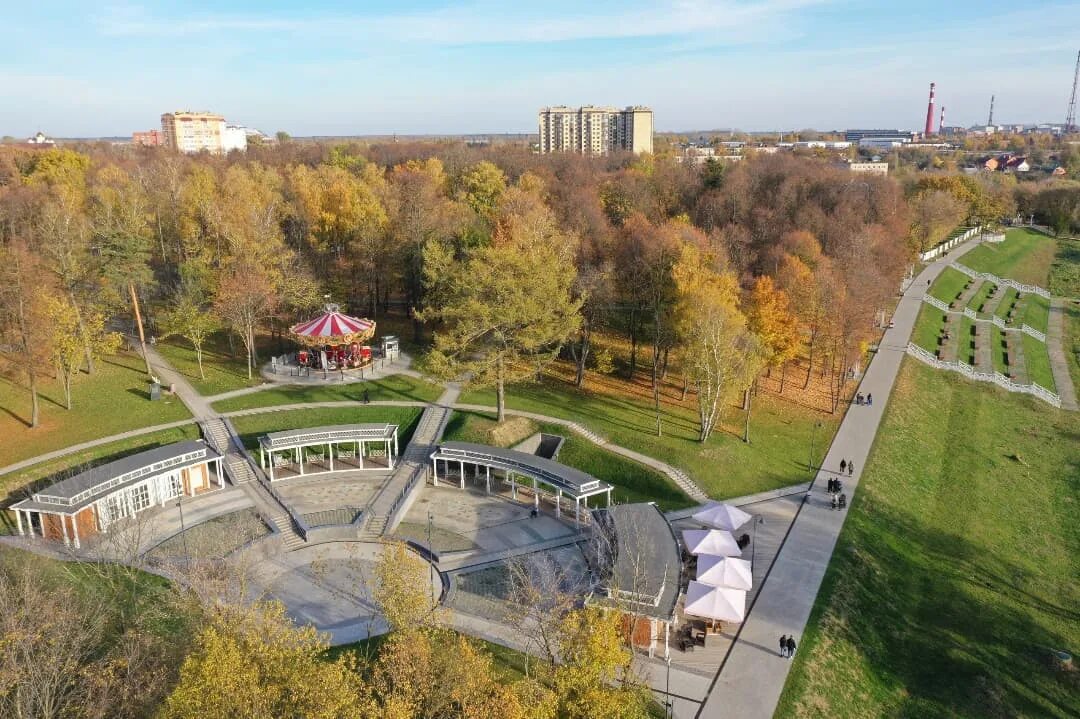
[176, 494, 189, 561]
[665, 654, 672, 719]
[751, 515, 764, 574]
[427, 511, 436, 609]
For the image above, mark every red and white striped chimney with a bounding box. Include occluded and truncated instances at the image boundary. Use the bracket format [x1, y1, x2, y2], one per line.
[924, 82, 936, 136]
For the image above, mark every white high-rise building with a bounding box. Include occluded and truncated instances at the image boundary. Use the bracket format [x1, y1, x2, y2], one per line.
[221, 124, 249, 153]
[538, 106, 653, 155]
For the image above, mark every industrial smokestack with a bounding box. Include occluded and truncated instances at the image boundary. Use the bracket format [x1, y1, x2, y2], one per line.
[940, 106, 946, 134]
[924, 82, 936, 136]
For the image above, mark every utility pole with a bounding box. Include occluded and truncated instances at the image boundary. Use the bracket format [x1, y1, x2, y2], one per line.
[129, 283, 152, 377]
[1066, 50, 1080, 133]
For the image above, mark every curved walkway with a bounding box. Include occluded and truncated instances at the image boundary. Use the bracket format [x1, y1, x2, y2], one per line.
[2, 398, 709, 507]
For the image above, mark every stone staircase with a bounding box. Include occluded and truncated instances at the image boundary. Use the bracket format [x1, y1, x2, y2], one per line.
[359, 401, 453, 540]
[200, 417, 306, 550]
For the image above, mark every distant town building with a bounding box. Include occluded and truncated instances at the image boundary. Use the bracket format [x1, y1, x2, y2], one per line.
[858, 138, 908, 149]
[222, 124, 249, 153]
[161, 111, 227, 153]
[848, 161, 889, 176]
[984, 154, 1030, 173]
[132, 130, 163, 147]
[538, 105, 653, 155]
[1052, 166, 1067, 176]
[26, 131, 55, 145]
[844, 129, 915, 143]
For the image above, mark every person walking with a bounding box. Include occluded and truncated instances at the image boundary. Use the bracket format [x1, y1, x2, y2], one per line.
[786, 635, 797, 659]
[362, 388, 370, 404]
[848, 461, 855, 476]
[779, 635, 788, 657]
[840, 459, 847, 474]
[867, 393, 873, 406]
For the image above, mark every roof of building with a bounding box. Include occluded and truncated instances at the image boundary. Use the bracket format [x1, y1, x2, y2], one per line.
[434, 441, 611, 497]
[260, 424, 398, 450]
[591, 503, 682, 621]
[13, 440, 220, 514]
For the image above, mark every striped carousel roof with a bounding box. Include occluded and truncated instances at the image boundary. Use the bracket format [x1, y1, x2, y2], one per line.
[290, 305, 375, 340]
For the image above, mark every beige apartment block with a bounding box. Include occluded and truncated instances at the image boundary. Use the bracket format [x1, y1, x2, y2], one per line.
[538, 105, 653, 155]
[161, 111, 226, 153]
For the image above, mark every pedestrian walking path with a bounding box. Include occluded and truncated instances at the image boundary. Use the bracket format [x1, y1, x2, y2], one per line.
[454, 403, 710, 503]
[695, 238, 982, 719]
[1046, 299, 1079, 410]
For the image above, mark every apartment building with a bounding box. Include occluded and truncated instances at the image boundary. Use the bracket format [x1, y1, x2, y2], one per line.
[160, 111, 226, 153]
[538, 106, 653, 155]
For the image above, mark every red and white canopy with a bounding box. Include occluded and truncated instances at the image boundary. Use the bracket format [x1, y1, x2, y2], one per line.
[290, 305, 375, 344]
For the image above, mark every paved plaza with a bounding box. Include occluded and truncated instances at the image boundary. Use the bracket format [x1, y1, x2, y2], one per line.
[274, 473, 391, 515]
[246, 541, 441, 645]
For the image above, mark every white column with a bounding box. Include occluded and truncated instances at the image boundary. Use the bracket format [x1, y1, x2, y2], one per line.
[15, 509, 23, 537]
[269, 454, 275, 482]
[61, 514, 71, 547]
[393, 431, 398, 457]
[387, 439, 393, 469]
[359, 441, 365, 469]
[533, 478, 539, 509]
[664, 621, 670, 659]
[485, 465, 491, 494]
[328, 442, 334, 472]
[459, 460, 465, 490]
[297, 447, 304, 476]
[72, 513, 81, 550]
[218, 459, 225, 487]
[510, 473, 516, 500]
[575, 497, 580, 525]
[556, 489, 562, 519]
[260, 446, 265, 469]
[432, 457, 438, 486]
[607, 488, 613, 507]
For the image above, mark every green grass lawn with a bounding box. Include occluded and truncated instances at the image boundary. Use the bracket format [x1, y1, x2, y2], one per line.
[960, 228, 1059, 286]
[212, 373, 443, 412]
[230, 406, 423, 453]
[457, 376, 838, 500]
[0, 424, 200, 523]
[994, 287, 1018, 321]
[154, 331, 279, 397]
[966, 280, 997, 315]
[1065, 301, 1080, 393]
[928, 267, 970, 306]
[0, 350, 192, 469]
[1024, 293, 1051, 334]
[443, 410, 694, 510]
[1022, 334, 1057, 392]
[776, 360, 1080, 719]
[911, 304, 945, 354]
[1049, 238, 1080, 298]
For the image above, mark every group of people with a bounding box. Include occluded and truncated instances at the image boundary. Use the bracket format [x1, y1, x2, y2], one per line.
[855, 392, 873, 406]
[779, 634, 797, 658]
[830, 469, 848, 510]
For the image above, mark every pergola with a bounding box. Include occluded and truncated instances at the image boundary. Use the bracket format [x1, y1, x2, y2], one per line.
[11, 440, 224, 549]
[258, 424, 399, 481]
[429, 441, 613, 524]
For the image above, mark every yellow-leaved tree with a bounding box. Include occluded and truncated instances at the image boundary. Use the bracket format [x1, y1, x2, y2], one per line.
[157, 602, 363, 719]
[553, 607, 651, 719]
[673, 244, 763, 442]
[41, 294, 120, 410]
[744, 275, 801, 394]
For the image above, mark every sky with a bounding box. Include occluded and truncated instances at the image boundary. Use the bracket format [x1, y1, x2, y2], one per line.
[2, 0, 1079, 137]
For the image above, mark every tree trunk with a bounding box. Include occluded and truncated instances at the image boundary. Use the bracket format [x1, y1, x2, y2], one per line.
[742, 388, 751, 443]
[69, 291, 95, 375]
[195, 344, 206, 380]
[628, 307, 638, 379]
[661, 347, 670, 380]
[803, 330, 816, 390]
[29, 370, 40, 428]
[63, 371, 73, 410]
[780, 362, 787, 393]
[496, 358, 506, 424]
[246, 327, 255, 379]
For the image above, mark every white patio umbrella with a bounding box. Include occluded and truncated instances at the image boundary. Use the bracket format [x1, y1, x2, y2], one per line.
[683, 580, 747, 623]
[696, 555, 753, 591]
[682, 529, 741, 557]
[692, 502, 753, 531]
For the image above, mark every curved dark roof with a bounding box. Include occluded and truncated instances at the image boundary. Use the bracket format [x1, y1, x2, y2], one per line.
[435, 441, 610, 496]
[594, 503, 681, 621]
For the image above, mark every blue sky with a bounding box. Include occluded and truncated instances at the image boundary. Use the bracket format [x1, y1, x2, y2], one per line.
[2, 1, 1078, 137]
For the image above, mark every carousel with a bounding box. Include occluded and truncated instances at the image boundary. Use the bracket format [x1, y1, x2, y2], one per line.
[289, 304, 376, 372]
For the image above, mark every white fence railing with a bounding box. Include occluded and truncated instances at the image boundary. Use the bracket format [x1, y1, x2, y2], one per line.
[905, 343, 1061, 408]
[918, 296, 1047, 343]
[950, 263, 1052, 299]
[919, 226, 981, 262]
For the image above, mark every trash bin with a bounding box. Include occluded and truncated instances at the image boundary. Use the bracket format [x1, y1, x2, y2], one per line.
[148, 381, 162, 401]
